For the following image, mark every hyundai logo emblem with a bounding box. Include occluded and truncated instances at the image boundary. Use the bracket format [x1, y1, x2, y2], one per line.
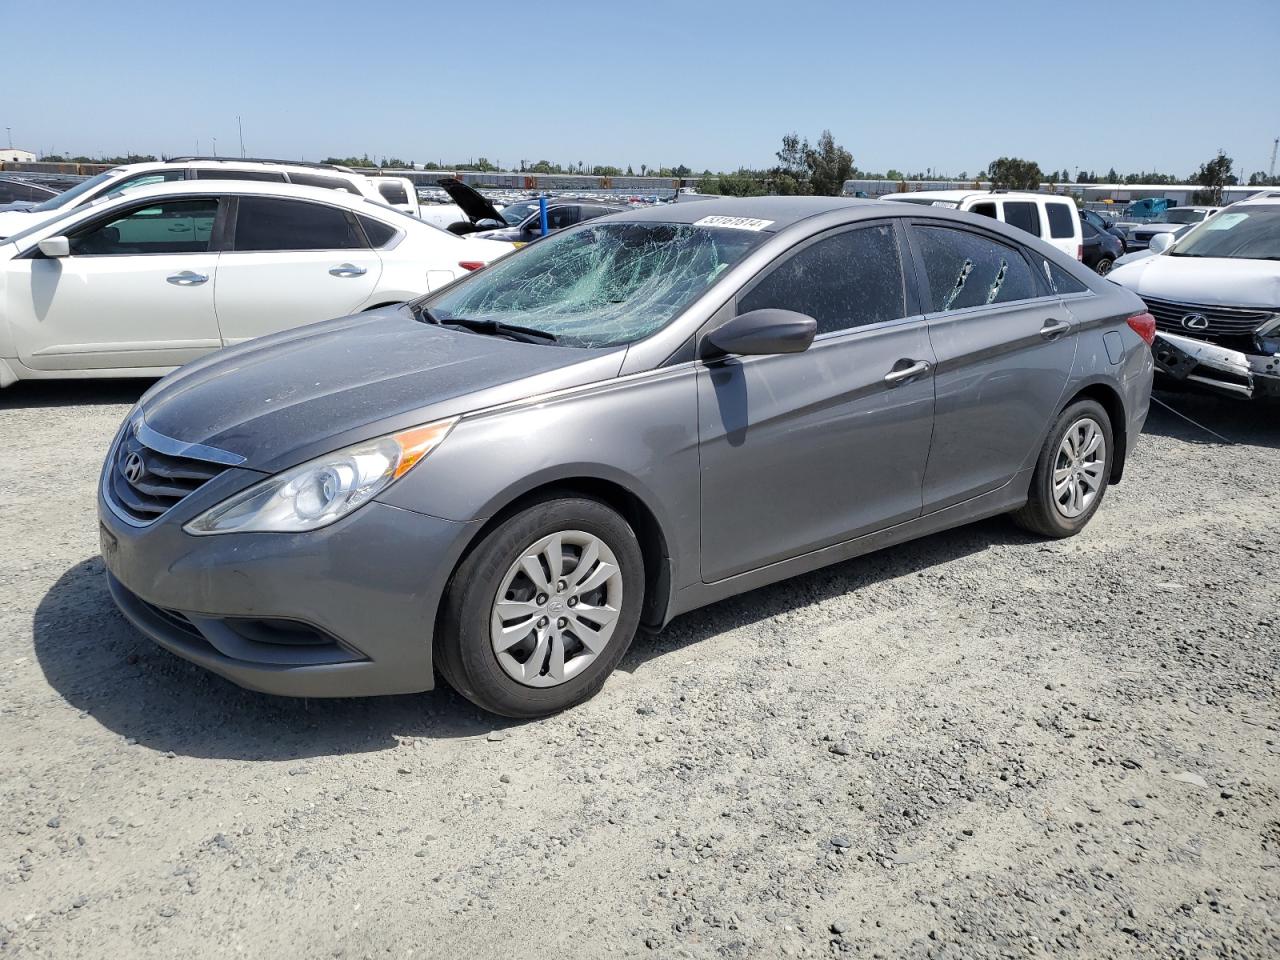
[1180, 313, 1210, 331]
[123, 452, 146, 484]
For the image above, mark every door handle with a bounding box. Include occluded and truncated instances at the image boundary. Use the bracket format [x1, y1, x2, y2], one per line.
[329, 263, 367, 278]
[1040, 318, 1071, 339]
[166, 271, 208, 286]
[883, 359, 931, 386]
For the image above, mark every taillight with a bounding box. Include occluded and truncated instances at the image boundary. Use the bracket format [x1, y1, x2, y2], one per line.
[1076, 244, 1083, 261]
[1126, 311, 1156, 346]
[458, 261, 485, 272]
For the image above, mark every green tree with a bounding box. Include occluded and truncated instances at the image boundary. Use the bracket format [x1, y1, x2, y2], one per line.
[986, 157, 1044, 190]
[885, 168, 905, 182]
[591, 165, 623, 177]
[1194, 150, 1234, 203]
[806, 130, 854, 196]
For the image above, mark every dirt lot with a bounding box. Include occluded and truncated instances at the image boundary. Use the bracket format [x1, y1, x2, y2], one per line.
[1, 381, 1277, 960]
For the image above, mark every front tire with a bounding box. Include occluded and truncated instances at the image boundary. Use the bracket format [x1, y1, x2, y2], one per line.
[1095, 256, 1114, 276]
[436, 497, 644, 718]
[1013, 399, 1113, 538]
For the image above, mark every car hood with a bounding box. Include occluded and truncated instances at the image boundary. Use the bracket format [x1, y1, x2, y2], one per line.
[1109, 254, 1280, 309]
[436, 178, 503, 224]
[138, 307, 626, 473]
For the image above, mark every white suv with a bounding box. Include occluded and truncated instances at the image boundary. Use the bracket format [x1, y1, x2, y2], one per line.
[0, 158, 420, 239]
[881, 190, 1083, 260]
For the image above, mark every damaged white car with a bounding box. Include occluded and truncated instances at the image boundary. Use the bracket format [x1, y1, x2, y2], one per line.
[1108, 194, 1280, 400]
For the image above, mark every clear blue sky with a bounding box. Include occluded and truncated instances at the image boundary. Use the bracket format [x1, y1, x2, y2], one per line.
[6, 0, 1278, 178]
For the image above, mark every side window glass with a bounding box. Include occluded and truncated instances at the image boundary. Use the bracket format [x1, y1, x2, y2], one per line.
[1046, 203, 1076, 239]
[68, 198, 219, 255]
[1044, 260, 1090, 295]
[547, 207, 578, 229]
[969, 201, 997, 219]
[233, 197, 364, 251]
[376, 181, 410, 205]
[194, 169, 286, 182]
[914, 226, 1039, 312]
[739, 223, 906, 335]
[105, 170, 186, 197]
[357, 215, 398, 248]
[1002, 201, 1041, 237]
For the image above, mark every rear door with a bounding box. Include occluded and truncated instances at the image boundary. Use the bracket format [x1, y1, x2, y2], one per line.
[213, 195, 382, 344]
[1042, 199, 1082, 259]
[697, 221, 936, 582]
[906, 221, 1077, 512]
[6, 196, 224, 371]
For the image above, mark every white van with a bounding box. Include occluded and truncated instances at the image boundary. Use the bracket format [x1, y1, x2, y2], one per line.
[881, 190, 1083, 260]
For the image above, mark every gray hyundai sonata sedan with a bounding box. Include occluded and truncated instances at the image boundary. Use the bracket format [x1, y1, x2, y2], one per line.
[99, 197, 1155, 717]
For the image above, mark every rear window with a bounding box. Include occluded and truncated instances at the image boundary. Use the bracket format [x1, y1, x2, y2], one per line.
[1002, 201, 1041, 237]
[1046, 203, 1076, 239]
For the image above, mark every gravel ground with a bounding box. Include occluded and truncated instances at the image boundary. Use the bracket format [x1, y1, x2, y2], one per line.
[1, 380, 1277, 960]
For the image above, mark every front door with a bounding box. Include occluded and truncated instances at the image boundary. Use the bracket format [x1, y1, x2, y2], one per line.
[6, 196, 223, 371]
[213, 196, 381, 344]
[906, 221, 1078, 512]
[697, 222, 936, 583]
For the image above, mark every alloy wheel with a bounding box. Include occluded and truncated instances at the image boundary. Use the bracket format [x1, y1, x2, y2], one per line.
[489, 530, 624, 687]
[1052, 417, 1106, 519]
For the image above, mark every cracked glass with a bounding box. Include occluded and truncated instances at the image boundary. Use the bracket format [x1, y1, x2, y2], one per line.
[429, 222, 766, 347]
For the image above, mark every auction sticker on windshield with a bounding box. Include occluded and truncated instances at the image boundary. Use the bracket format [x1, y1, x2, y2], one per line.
[1204, 213, 1247, 231]
[692, 216, 775, 231]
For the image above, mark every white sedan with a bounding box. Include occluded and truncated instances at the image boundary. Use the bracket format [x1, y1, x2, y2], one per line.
[0, 180, 514, 386]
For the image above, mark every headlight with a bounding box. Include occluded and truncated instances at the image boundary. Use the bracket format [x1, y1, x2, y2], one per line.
[185, 418, 457, 535]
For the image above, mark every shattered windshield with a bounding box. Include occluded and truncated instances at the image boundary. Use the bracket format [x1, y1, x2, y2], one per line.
[426, 222, 766, 347]
[1170, 206, 1280, 260]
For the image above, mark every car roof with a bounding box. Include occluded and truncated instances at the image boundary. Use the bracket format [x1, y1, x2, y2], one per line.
[882, 189, 1069, 204]
[1233, 193, 1280, 206]
[86, 178, 388, 212]
[605, 195, 883, 232]
[108, 158, 363, 177]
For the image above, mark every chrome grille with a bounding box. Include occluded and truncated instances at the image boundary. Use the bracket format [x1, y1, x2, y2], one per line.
[1142, 296, 1274, 343]
[107, 421, 231, 524]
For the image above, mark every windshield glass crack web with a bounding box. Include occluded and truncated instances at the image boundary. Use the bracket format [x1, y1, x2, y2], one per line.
[433, 224, 761, 348]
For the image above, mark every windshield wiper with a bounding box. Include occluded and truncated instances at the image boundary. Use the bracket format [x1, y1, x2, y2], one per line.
[442, 317, 559, 344]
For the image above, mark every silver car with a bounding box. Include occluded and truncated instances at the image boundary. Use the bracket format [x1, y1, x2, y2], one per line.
[99, 198, 1155, 717]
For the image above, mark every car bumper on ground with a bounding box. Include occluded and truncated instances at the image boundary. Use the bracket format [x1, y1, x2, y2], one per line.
[99, 491, 482, 697]
[1152, 331, 1280, 400]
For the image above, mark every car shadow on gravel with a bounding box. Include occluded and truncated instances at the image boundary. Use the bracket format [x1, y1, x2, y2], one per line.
[0, 379, 153, 410]
[35, 517, 1034, 761]
[33, 557, 504, 761]
[1144, 388, 1280, 449]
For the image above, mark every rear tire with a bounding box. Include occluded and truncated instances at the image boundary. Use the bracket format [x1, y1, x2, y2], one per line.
[1095, 257, 1114, 276]
[1013, 399, 1113, 538]
[436, 497, 644, 718]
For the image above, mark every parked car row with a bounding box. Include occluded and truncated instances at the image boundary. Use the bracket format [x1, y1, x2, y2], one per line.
[0, 173, 87, 210]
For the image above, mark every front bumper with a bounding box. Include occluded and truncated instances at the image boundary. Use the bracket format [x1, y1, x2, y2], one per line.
[1152, 332, 1280, 400]
[99, 490, 482, 697]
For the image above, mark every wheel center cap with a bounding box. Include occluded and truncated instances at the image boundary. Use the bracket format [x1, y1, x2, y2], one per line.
[548, 597, 566, 615]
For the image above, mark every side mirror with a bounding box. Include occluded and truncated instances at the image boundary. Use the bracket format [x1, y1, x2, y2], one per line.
[703, 309, 817, 358]
[1149, 233, 1175, 254]
[37, 236, 70, 258]
[475, 218, 501, 230]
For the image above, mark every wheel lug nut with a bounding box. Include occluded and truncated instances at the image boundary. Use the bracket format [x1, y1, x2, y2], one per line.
[557, 617, 567, 629]
[536, 594, 547, 605]
[567, 597, 578, 607]
[556, 580, 567, 592]
[537, 616, 548, 628]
